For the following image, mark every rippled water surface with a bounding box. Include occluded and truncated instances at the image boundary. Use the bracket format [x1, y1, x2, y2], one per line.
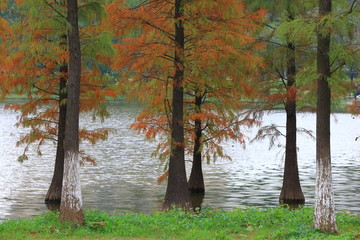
[0, 102, 359, 220]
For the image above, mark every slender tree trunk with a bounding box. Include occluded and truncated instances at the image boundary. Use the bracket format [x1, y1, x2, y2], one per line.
[163, 0, 192, 210]
[59, 0, 84, 224]
[314, 0, 337, 233]
[279, 42, 305, 207]
[45, 62, 67, 203]
[188, 91, 205, 193]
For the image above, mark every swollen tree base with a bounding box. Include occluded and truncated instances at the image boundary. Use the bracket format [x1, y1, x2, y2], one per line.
[163, 150, 193, 211]
[279, 152, 305, 208]
[45, 185, 62, 203]
[163, 197, 193, 211]
[188, 181, 205, 194]
[279, 197, 305, 209]
[190, 192, 205, 211]
[279, 177, 305, 208]
[163, 149, 193, 211]
[45, 181, 61, 211]
[188, 151, 205, 194]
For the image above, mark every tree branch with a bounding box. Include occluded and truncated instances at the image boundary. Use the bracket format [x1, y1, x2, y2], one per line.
[43, 0, 67, 20]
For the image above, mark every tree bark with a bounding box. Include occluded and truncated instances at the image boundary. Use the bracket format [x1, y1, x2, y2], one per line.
[163, 0, 192, 210]
[59, 0, 84, 225]
[188, 91, 205, 193]
[314, 0, 337, 233]
[45, 43, 68, 204]
[279, 42, 305, 207]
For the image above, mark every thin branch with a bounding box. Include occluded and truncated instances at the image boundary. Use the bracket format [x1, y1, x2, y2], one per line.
[43, 0, 67, 20]
[348, 0, 358, 14]
[263, 23, 276, 30]
[23, 118, 58, 125]
[330, 61, 346, 75]
[203, 111, 255, 143]
[141, 19, 175, 41]
[275, 67, 287, 89]
[32, 84, 57, 96]
[258, 38, 288, 48]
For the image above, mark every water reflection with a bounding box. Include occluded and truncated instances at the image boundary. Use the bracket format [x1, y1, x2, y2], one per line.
[0, 102, 359, 220]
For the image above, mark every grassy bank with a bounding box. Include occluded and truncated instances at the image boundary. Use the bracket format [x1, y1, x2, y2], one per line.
[0, 208, 359, 240]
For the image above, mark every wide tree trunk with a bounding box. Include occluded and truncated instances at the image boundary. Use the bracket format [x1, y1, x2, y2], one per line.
[163, 0, 192, 210]
[188, 92, 205, 193]
[59, 0, 84, 225]
[279, 42, 305, 207]
[314, 0, 337, 233]
[45, 62, 67, 204]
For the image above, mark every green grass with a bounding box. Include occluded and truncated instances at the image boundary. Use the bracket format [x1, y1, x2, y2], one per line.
[0, 208, 359, 240]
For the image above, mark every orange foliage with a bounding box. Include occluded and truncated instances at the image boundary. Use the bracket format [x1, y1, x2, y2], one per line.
[3, 0, 116, 160]
[346, 100, 360, 114]
[157, 170, 169, 183]
[0, 16, 13, 98]
[107, 0, 265, 163]
[0, 0, 8, 10]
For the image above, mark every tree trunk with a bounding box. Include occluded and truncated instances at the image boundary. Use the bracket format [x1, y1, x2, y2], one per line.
[190, 192, 204, 212]
[279, 42, 305, 207]
[314, 0, 337, 233]
[163, 0, 192, 210]
[45, 55, 67, 204]
[188, 91, 205, 193]
[59, 0, 84, 225]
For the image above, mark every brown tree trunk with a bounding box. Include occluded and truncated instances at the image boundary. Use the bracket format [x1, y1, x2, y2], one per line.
[190, 192, 204, 212]
[59, 0, 84, 225]
[163, 0, 192, 210]
[279, 42, 305, 207]
[188, 91, 205, 193]
[45, 57, 67, 204]
[314, 0, 337, 233]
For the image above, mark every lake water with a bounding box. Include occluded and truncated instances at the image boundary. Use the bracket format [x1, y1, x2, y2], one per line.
[0, 102, 359, 220]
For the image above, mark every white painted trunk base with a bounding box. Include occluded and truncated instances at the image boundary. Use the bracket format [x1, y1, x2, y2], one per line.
[314, 156, 337, 233]
[60, 151, 83, 212]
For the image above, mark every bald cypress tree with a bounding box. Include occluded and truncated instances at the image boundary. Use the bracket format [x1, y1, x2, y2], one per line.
[313, 0, 337, 233]
[59, 0, 84, 224]
[247, 0, 316, 207]
[162, 0, 193, 210]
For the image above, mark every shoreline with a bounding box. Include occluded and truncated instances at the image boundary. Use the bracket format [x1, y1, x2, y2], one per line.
[0, 207, 359, 240]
